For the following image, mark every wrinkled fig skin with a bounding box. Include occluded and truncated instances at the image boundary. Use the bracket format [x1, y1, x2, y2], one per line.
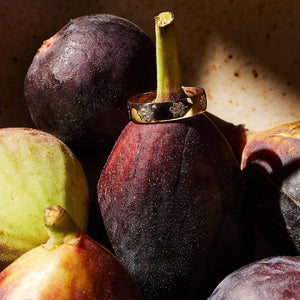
[0, 232, 143, 300]
[0, 128, 89, 270]
[208, 256, 300, 300]
[98, 114, 254, 300]
[24, 14, 156, 149]
[241, 121, 300, 255]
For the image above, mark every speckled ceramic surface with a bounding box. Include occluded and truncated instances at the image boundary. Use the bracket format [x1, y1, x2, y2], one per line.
[1, 0, 299, 131]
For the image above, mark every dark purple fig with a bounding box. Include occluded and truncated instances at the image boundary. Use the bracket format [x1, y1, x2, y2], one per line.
[241, 121, 300, 255]
[97, 12, 254, 300]
[0, 205, 143, 300]
[24, 14, 156, 149]
[208, 256, 300, 299]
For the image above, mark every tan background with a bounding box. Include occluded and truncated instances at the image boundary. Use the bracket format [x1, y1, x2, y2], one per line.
[1, 0, 300, 132]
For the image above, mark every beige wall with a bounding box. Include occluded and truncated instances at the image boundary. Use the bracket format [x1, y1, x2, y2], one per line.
[1, 0, 299, 131]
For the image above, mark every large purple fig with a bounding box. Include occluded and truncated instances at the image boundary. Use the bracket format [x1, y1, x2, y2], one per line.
[97, 12, 254, 300]
[24, 14, 156, 148]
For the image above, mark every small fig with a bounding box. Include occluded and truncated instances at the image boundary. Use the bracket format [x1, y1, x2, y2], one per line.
[0, 128, 89, 270]
[24, 14, 156, 148]
[241, 121, 300, 255]
[208, 256, 300, 299]
[0, 205, 143, 300]
[97, 12, 254, 299]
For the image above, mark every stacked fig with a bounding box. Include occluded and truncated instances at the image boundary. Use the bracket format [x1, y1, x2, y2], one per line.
[97, 12, 254, 299]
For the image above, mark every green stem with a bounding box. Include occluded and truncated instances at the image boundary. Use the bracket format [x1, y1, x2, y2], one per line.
[43, 205, 79, 250]
[154, 12, 185, 103]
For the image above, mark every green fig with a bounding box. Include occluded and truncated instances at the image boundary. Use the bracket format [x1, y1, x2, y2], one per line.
[0, 205, 143, 299]
[0, 127, 89, 270]
[97, 12, 254, 299]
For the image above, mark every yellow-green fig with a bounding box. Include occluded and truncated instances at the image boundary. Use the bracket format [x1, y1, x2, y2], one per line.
[0, 127, 90, 270]
[0, 205, 143, 300]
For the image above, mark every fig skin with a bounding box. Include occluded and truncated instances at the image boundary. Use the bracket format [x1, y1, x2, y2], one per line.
[0, 206, 143, 300]
[24, 14, 156, 148]
[240, 121, 300, 255]
[0, 127, 89, 270]
[97, 114, 254, 299]
[208, 256, 300, 299]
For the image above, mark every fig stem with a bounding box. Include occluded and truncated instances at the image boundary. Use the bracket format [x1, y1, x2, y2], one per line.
[154, 12, 185, 103]
[43, 205, 79, 250]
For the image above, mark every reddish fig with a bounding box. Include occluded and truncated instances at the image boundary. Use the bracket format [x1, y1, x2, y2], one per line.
[241, 121, 300, 255]
[24, 14, 156, 148]
[0, 205, 143, 300]
[208, 256, 300, 299]
[97, 12, 254, 299]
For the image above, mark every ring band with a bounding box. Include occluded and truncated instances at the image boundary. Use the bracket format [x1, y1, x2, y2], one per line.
[128, 87, 207, 124]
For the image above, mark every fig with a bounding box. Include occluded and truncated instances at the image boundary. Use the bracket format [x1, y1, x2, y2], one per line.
[0, 205, 143, 299]
[97, 12, 254, 299]
[24, 14, 156, 149]
[0, 127, 89, 270]
[240, 121, 300, 255]
[208, 256, 300, 299]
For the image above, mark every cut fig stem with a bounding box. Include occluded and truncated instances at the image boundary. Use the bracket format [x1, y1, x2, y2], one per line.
[154, 11, 186, 103]
[43, 205, 79, 250]
[128, 11, 207, 123]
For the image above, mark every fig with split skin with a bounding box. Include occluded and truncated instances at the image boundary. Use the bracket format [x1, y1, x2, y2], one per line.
[240, 121, 300, 255]
[0, 127, 89, 270]
[0, 205, 143, 300]
[97, 12, 254, 300]
[208, 255, 300, 299]
[24, 14, 156, 149]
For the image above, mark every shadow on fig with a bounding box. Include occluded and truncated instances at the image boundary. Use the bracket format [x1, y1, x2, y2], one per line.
[243, 148, 300, 255]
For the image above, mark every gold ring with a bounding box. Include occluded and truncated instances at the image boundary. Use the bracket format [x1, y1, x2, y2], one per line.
[128, 87, 207, 124]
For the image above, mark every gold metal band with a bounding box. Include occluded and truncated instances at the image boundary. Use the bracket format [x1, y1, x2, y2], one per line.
[128, 87, 207, 124]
